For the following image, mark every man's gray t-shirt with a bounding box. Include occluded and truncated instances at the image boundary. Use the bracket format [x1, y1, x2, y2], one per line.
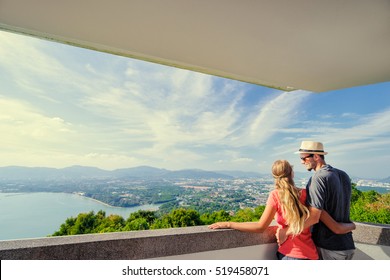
[306, 164, 355, 250]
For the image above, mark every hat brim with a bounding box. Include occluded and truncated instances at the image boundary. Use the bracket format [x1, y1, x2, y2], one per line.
[295, 150, 328, 155]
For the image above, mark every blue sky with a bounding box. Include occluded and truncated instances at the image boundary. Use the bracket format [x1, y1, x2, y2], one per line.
[1, 30, 389, 179]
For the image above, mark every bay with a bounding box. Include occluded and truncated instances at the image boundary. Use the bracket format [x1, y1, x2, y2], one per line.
[356, 186, 390, 194]
[0, 192, 159, 241]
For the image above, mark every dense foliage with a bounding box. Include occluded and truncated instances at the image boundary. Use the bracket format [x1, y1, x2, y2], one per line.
[350, 185, 390, 224]
[50, 185, 389, 236]
[50, 205, 267, 236]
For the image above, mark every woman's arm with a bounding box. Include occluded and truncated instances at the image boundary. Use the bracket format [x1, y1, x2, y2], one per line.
[320, 211, 356, 234]
[208, 203, 276, 233]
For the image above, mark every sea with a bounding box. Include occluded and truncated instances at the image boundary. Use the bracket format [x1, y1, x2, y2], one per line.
[0, 186, 388, 241]
[356, 186, 390, 194]
[0, 192, 159, 241]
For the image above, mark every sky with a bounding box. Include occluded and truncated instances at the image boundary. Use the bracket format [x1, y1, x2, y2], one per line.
[1, 30, 390, 179]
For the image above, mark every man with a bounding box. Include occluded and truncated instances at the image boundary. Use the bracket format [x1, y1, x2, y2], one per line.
[296, 140, 355, 259]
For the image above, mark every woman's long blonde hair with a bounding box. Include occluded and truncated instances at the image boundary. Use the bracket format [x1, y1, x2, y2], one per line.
[272, 160, 310, 236]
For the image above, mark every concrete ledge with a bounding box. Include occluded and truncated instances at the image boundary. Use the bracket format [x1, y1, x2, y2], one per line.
[353, 222, 390, 246]
[0, 225, 277, 260]
[0, 222, 389, 260]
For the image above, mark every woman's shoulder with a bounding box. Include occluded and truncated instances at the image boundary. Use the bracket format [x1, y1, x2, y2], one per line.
[268, 189, 279, 199]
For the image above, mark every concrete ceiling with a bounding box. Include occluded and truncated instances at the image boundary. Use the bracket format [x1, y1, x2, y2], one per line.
[1, 0, 389, 92]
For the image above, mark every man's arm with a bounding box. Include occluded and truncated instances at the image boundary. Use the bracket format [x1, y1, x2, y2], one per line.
[320, 211, 356, 234]
[276, 206, 321, 245]
[277, 207, 355, 245]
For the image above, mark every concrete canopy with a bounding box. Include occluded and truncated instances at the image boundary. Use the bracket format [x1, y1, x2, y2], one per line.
[1, 0, 389, 92]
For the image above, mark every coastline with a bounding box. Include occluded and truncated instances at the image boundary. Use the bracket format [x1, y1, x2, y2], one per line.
[73, 192, 161, 211]
[73, 192, 126, 208]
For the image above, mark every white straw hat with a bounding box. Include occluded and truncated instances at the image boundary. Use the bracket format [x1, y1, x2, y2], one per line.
[296, 141, 328, 155]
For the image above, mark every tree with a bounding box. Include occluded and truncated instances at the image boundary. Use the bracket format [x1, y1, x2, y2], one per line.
[51, 216, 77, 236]
[124, 218, 150, 231]
[351, 183, 362, 203]
[254, 205, 266, 217]
[153, 208, 203, 228]
[70, 211, 98, 235]
[200, 210, 230, 224]
[231, 208, 258, 222]
[96, 214, 125, 233]
[350, 187, 390, 224]
[126, 210, 157, 225]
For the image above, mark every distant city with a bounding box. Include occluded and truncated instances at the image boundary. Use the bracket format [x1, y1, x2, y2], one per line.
[0, 165, 389, 214]
[354, 179, 390, 189]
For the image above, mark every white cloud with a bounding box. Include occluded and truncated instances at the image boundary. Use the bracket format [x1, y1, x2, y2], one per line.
[1, 31, 389, 177]
[0, 97, 85, 169]
[234, 90, 311, 147]
[308, 109, 390, 154]
[0, 97, 74, 143]
[0, 32, 79, 91]
[272, 107, 390, 178]
[81, 61, 247, 151]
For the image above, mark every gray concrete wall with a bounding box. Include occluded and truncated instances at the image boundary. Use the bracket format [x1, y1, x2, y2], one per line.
[0, 223, 389, 260]
[0, 225, 277, 259]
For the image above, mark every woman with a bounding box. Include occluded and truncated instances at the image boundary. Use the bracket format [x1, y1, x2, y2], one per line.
[209, 160, 355, 260]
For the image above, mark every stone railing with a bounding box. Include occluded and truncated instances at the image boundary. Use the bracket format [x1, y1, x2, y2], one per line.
[0, 222, 389, 260]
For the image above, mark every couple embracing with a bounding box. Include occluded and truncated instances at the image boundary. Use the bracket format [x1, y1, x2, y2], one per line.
[209, 141, 356, 260]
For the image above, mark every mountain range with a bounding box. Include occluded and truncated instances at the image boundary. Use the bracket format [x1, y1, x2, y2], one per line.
[0, 165, 272, 181]
[2, 165, 381, 182]
[0, 165, 384, 183]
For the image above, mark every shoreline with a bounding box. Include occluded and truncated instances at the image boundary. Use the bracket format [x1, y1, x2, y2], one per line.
[73, 192, 161, 211]
[73, 192, 127, 209]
